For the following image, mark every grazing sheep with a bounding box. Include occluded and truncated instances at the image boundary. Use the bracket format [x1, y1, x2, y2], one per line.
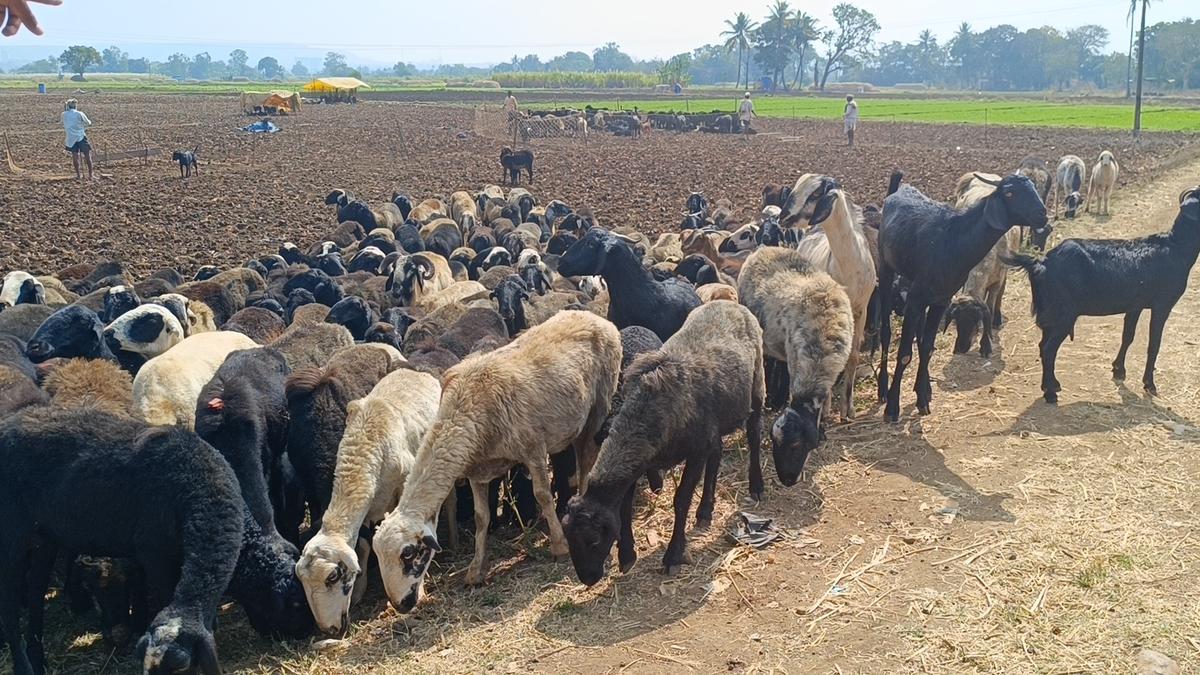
[24, 305, 116, 363]
[387, 253, 454, 308]
[283, 269, 343, 308]
[435, 306, 509, 358]
[944, 173, 1022, 357]
[271, 322, 354, 371]
[228, 511, 313, 640]
[373, 311, 620, 609]
[1086, 150, 1119, 216]
[99, 285, 140, 324]
[131, 331, 258, 428]
[421, 218, 464, 259]
[1053, 155, 1088, 220]
[558, 228, 700, 341]
[175, 280, 240, 326]
[738, 248, 853, 490]
[195, 347, 295, 553]
[877, 172, 1048, 421]
[296, 368, 441, 631]
[563, 301, 765, 583]
[222, 306, 287, 344]
[0, 407, 243, 675]
[783, 179, 877, 419]
[40, 357, 133, 416]
[284, 345, 397, 532]
[1005, 185, 1200, 403]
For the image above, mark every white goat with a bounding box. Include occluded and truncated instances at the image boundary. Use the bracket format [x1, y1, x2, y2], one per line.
[1086, 150, 1119, 216]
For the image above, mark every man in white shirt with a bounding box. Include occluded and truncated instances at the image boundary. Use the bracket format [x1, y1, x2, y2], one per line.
[738, 92, 755, 133]
[844, 95, 859, 148]
[61, 98, 93, 180]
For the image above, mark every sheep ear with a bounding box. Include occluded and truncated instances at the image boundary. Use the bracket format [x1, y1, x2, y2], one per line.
[421, 534, 442, 553]
[974, 173, 1003, 187]
[940, 306, 954, 333]
[809, 192, 837, 226]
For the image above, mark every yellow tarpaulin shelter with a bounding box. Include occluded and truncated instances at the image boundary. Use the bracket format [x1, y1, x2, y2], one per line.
[302, 77, 371, 93]
[240, 90, 301, 113]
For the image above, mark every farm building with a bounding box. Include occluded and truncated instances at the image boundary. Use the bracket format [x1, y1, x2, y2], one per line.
[302, 77, 371, 103]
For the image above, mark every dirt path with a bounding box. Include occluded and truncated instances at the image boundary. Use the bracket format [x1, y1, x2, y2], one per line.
[520, 156, 1200, 675]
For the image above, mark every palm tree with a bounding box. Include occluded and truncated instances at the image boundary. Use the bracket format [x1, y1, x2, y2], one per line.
[766, 0, 793, 89]
[722, 12, 758, 90]
[916, 29, 939, 84]
[788, 12, 820, 89]
[950, 22, 974, 88]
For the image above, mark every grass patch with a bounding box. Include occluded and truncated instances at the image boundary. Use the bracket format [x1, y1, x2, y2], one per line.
[536, 96, 1200, 132]
[1073, 554, 1136, 589]
[552, 599, 583, 616]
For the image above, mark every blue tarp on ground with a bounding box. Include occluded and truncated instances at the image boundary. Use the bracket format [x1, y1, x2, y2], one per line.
[240, 120, 280, 133]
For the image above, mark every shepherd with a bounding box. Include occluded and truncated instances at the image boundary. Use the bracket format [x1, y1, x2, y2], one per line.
[843, 95, 859, 148]
[61, 97, 94, 181]
[738, 92, 755, 134]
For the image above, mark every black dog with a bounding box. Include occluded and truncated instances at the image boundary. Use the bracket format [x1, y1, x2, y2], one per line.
[499, 146, 534, 185]
[172, 149, 200, 178]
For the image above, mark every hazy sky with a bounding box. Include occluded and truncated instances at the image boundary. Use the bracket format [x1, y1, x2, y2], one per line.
[1, 0, 1194, 64]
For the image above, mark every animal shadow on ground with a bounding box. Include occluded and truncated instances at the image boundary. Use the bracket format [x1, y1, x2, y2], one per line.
[941, 351, 1008, 392]
[533, 442, 826, 647]
[1000, 382, 1198, 438]
[837, 417, 1015, 523]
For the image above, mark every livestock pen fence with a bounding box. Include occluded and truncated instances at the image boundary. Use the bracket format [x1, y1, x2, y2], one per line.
[472, 106, 588, 146]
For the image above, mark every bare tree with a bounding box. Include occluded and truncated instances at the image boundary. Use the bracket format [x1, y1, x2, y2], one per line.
[819, 3, 879, 90]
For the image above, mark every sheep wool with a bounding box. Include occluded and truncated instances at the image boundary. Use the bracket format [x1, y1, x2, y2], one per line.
[132, 330, 258, 428]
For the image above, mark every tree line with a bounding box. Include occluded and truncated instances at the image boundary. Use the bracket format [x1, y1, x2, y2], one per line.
[6, 10, 1198, 92]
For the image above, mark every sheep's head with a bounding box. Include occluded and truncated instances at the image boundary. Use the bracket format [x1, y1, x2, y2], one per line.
[780, 174, 838, 227]
[1, 271, 41, 308]
[103, 305, 184, 360]
[719, 224, 759, 253]
[373, 513, 441, 614]
[545, 200, 573, 223]
[944, 296, 988, 355]
[557, 228, 616, 278]
[137, 611, 220, 675]
[685, 191, 707, 216]
[1063, 191, 1082, 219]
[562, 494, 620, 587]
[392, 193, 414, 220]
[279, 242, 304, 265]
[324, 189, 352, 206]
[349, 246, 386, 274]
[519, 263, 550, 296]
[759, 217, 784, 247]
[326, 296, 375, 341]
[491, 275, 530, 335]
[25, 305, 108, 363]
[295, 534, 360, 635]
[770, 401, 822, 486]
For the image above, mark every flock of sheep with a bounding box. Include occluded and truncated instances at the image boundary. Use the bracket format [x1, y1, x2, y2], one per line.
[0, 146, 1197, 675]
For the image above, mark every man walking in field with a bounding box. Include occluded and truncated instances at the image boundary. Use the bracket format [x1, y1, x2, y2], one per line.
[844, 95, 859, 148]
[739, 92, 755, 134]
[61, 98, 94, 180]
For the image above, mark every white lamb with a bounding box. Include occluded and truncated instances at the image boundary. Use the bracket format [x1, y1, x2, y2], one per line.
[131, 331, 257, 428]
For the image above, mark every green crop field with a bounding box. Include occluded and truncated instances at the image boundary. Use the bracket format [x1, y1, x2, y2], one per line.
[535, 96, 1200, 132]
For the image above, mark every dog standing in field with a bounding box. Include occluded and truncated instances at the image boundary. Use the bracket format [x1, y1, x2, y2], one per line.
[172, 149, 200, 178]
[500, 146, 534, 185]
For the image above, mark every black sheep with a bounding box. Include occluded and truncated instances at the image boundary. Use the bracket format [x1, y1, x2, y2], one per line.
[364, 321, 404, 351]
[315, 251, 348, 277]
[391, 193, 414, 221]
[547, 232, 578, 255]
[284, 345, 395, 527]
[195, 348, 296, 552]
[194, 265, 221, 281]
[380, 307, 419, 339]
[227, 510, 313, 640]
[0, 407, 243, 675]
[877, 173, 1048, 421]
[563, 302, 764, 584]
[325, 296, 377, 340]
[393, 223, 425, 254]
[283, 269, 343, 307]
[491, 275, 530, 336]
[100, 285, 141, 324]
[499, 146, 534, 185]
[24, 305, 116, 363]
[1006, 186, 1200, 403]
[285, 288, 317, 325]
[557, 228, 700, 341]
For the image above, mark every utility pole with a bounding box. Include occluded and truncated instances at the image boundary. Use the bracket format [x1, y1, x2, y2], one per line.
[1132, 0, 1148, 136]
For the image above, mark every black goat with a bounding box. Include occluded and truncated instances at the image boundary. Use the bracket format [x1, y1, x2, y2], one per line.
[557, 228, 700, 341]
[1006, 186, 1200, 403]
[500, 147, 534, 185]
[877, 172, 1048, 421]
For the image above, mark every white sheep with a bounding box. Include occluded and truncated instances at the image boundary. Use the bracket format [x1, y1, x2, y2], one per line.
[1086, 150, 1119, 216]
[784, 181, 876, 420]
[104, 304, 186, 361]
[0, 271, 44, 307]
[295, 367, 441, 634]
[373, 310, 621, 610]
[131, 331, 258, 428]
[738, 247, 853, 487]
[415, 280, 488, 314]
